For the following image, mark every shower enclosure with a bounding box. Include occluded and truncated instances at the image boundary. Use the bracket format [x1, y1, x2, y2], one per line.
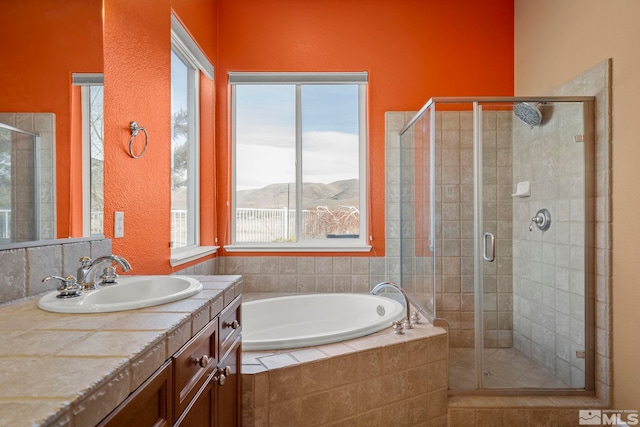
[398, 97, 595, 394]
[0, 122, 40, 244]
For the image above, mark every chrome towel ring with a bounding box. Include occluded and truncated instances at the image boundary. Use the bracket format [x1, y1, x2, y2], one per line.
[128, 121, 148, 158]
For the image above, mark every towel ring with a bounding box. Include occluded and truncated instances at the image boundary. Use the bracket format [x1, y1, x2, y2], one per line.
[128, 121, 148, 158]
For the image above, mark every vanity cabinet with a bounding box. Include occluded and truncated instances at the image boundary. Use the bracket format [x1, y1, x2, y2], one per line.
[98, 296, 242, 427]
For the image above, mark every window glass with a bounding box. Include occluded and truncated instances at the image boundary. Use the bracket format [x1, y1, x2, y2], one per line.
[88, 85, 104, 235]
[235, 85, 296, 243]
[301, 84, 360, 239]
[231, 75, 367, 250]
[171, 50, 196, 249]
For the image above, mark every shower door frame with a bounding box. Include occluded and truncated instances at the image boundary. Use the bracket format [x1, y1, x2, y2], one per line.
[401, 96, 597, 396]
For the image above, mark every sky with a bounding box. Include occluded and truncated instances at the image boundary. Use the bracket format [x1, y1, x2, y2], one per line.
[235, 84, 360, 190]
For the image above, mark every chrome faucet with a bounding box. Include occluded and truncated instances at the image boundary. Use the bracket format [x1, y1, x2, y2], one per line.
[371, 281, 413, 329]
[77, 255, 132, 290]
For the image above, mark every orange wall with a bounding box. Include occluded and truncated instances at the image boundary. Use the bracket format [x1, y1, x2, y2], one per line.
[0, 0, 103, 238]
[215, 0, 514, 256]
[103, 0, 217, 273]
[103, 0, 513, 272]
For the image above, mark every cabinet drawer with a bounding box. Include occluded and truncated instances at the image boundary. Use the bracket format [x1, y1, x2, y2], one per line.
[218, 296, 242, 358]
[173, 317, 219, 420]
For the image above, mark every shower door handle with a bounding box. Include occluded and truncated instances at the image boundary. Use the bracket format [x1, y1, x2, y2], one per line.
[483, 232, 495, 262]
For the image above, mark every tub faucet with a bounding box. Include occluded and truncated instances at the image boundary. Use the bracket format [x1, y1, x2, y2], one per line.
[77, 254, 132, 290]
[371, 281, 413, 329]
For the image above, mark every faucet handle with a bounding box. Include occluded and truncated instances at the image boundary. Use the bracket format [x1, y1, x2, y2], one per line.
[43, 275, 82, 298]
[79, 256, 91, 267]
[99, 266, 119, 285]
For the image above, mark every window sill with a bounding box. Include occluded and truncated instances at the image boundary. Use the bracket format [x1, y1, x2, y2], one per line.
[170, 246, 219, 267]
[224, 243, 372, 253]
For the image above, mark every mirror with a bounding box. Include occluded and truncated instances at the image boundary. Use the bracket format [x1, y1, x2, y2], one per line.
[0, 0, 104, 247]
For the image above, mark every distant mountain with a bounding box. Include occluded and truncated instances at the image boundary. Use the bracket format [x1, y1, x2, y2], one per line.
[236, 179, 359, 209]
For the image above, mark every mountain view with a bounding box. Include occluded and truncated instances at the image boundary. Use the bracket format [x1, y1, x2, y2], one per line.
[236, 178, 359, 209]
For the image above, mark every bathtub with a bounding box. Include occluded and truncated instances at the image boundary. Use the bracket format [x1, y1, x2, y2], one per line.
[241, 293, 406, 351]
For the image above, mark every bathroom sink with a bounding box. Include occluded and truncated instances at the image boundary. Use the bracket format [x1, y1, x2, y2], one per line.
[37, 276, 203, 313]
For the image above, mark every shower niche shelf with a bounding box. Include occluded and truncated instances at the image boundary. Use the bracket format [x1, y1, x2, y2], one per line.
[512, 181, 531, 198]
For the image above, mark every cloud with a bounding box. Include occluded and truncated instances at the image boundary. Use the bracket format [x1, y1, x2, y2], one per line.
[236, 131, 359, 190]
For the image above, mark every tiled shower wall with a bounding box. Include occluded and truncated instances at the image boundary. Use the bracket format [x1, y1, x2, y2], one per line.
[511, 102, 588, 388]
[0, 113, 56, 241]
[386, 110, 514, 349]
[512, 60, 612, 392]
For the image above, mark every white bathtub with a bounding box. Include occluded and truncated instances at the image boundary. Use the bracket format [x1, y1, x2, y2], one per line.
[241, 293, 406, 351]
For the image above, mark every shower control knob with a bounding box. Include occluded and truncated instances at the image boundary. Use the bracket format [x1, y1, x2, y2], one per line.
[529, 208, 551, 232]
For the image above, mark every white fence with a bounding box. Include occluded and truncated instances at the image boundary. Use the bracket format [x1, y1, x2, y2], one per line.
[236, 207, 298, 242]
[0, 209, 9, 240]
[73, 207, 359, 248]
[171, 210, 188, 248]
[235, 206, 359, 242]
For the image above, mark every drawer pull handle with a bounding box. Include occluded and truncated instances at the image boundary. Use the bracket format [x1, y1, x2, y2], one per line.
[225, 320, 240, 330]
[193, 354, 210, 368]
[215, 366, 232, 386]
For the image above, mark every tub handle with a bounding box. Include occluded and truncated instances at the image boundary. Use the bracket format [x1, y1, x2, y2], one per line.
[193, 354, 210, 368]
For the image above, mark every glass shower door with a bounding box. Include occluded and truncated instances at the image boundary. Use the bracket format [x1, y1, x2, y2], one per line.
[478, 100, 591, 390]
[477, 103, 532, 389]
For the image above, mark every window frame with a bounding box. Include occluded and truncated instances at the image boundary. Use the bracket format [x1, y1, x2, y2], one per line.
[227, 72, 370, 253]
[73, 73, 104, 238]
[169, 15, 216, 266]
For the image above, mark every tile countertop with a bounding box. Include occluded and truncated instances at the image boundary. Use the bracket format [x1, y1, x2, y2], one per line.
[0, 275, 242, 427]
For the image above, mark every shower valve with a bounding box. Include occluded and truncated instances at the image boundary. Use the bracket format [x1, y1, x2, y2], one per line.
[529, 208, 551, 232]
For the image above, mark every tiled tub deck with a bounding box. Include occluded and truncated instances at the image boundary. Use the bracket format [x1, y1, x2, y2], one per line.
[241, 315, 448, 427]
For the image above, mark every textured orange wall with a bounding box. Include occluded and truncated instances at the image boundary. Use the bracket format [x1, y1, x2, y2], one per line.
[103, 0, 217, 273]
[0, 0, 103, 238]
[215, 0, 515, 256]
[103, 0, 513, 271]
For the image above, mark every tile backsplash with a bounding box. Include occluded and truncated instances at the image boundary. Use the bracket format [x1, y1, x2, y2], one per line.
[0, 238, 111, 304]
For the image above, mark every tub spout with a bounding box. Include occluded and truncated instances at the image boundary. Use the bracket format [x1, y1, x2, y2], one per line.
[371, 281, 413, 329]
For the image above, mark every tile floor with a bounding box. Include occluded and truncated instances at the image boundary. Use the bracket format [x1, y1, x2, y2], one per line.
[449, 347, 571, 390]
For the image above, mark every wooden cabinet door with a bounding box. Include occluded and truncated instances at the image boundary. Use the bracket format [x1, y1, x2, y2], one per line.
[215, 337, 241, 427]
[173, 375, 215, 427]
[173, 318, 219, 421]
[98, 360, 172, 427]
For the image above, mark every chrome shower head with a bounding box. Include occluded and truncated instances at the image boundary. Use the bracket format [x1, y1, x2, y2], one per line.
[513, 102, 543, 128]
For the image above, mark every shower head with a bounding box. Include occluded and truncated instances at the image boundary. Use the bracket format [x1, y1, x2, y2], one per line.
[513, 102, 543, 128]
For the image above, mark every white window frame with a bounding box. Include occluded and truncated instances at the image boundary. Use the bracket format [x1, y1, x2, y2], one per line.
[227, 72, 370, 252]
[73, 73, 104, 238]
[169, 15, 216, 266]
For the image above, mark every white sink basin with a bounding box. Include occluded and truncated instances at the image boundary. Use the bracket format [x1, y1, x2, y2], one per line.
[38, 276, 203, 313]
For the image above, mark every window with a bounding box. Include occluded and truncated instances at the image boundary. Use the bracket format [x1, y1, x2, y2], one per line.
[170, 49, 198, 250]
[229, 72, 369, 252]
[74, 73, 104, 237]
[170, 15, 215, 265]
